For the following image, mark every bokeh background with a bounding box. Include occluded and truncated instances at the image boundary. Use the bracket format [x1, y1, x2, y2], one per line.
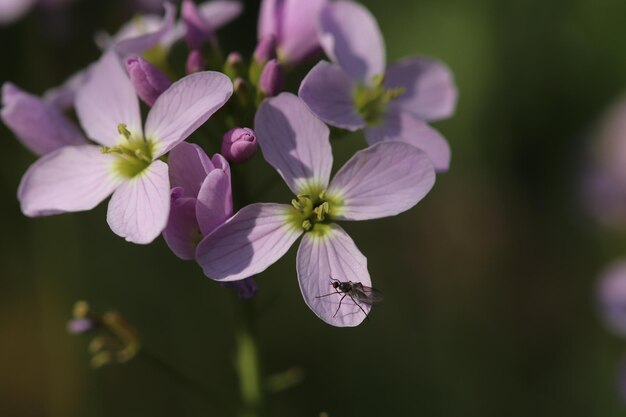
[2, 0, 626, 416]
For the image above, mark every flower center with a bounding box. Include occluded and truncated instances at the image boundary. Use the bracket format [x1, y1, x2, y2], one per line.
[287, 185, 343, 235]
[102, 123, 155, 178]
[353, 74, 405, 127]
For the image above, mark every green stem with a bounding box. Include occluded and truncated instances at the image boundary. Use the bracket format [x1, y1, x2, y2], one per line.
[235, 299, 264, 417]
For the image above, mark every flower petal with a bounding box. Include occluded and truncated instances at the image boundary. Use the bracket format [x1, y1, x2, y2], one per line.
[106, 160, 170, 244]
[257, 0, 279, 41]
[43, 66, 92, 111]
[18, 145, 120, 217]
[114, 2, 176, 55]
[163, 191, 201, 260]
[0, 0, 36, 24]
[196, 203, 302, 281]
[297, 223, 371, 327]
[277, 0, 326, 65]
[598, 260, 626, 337]
[168, 142, 214, 198]
[255, 93, 332, 194]
[327, 142, 435, 221]
[145, 71, 233, 158]
[196, 166, 233, 236]
[1, 83, 86, 156]
[386, 57, 457, 122]
[198, 0, 243, 30]
[319, 0, 385, 83]
[75, 50, 142, 146]
[365, 111, 451, 172]
[299, 61, 365, 131]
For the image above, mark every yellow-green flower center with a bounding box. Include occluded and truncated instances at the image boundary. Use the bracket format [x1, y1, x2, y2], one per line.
[287, 184, 344, 236]
[102, 123, 155, 179]
[353, 74, 405, 127]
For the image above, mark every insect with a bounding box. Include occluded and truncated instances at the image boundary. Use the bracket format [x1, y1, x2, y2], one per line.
[315, 277, 384, 318]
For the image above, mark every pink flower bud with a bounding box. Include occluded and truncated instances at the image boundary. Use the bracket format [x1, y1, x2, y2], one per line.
[126, 56, 172, 106]
[221, 127, 258, 163]
[259, 59, 284, 97]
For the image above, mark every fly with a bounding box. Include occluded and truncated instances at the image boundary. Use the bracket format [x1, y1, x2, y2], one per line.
[315, 277, 384, 318]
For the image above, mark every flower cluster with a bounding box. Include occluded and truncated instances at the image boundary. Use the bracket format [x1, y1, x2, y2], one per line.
[1, 0, 457, 327]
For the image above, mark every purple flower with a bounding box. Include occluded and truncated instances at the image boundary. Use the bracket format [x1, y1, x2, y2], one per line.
[17, 50, 233, 244]
[99, 2, 177, 56]
[221, 127, 257, 163]
[126, 56, 172, 106]
[257, 0, 327, 66]
[1, 83, 87, 155]
[299, 0, 457, 172]
[182, 0, 213, 50]
[598, 260, 626, 337]
[196, 93, 435, 327]
[163, 142, 232, 259]
[100, 0, 242, 56]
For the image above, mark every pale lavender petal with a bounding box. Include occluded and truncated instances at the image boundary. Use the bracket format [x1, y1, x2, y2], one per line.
[327, 142, 435, 221]
[43, 66, 92, 111]
[75, 50, 142, 147]
[163, 192, 201, 260]
[198, 0, 242, 31]
[0, 0, 36, 24]
[278, 0, 326, 65]
[211, 152, 231, 177]
[145, 71, 233, 158]
[168, 142, 214, 197]
[297, 223, 371, 327]
[298, 61, 365, 131]
[196, 203, 302, 281]
[254, 93, 332, 194]
[598, 260, 626, 337]
[114, 2, 176, 55]
[196, 167, 232, 236]
[319, 0, 385, 83]
[107, 160, 170, 244]
[1, 83, 86, 156]
[183, 0, 213, 50]
[365, 111, 450, 172]
[257, 0, 279, 41]
[386, 57, 457, 121]
[18, 145, 121, 217]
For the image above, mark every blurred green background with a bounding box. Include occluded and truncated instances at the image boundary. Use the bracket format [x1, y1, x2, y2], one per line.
[2, 0, 626, 416]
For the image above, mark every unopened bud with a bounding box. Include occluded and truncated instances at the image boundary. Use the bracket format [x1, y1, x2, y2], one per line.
[258, 59, 284, 98]
[186, 50, 205, 74]
[126, 56, 172, 106]
[221, 127, 258, 163]
[234, 77, 252, 108]
[223, 52, 244, 80]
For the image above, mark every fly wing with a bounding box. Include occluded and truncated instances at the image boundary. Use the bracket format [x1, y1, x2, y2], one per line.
[351, 283, 384, 304]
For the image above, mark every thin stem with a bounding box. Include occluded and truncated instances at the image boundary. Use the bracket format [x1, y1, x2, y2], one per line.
[234, 299, 265, 417]
[139, 348, 231, 415]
